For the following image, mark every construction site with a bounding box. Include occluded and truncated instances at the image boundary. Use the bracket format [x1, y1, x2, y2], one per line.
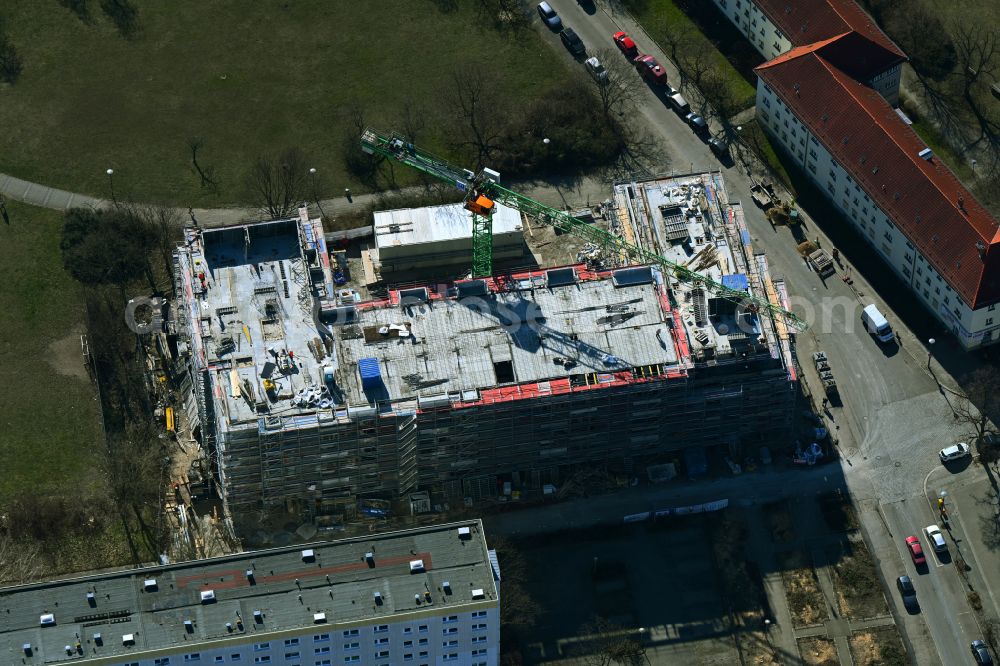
[167, 132, 800, 531]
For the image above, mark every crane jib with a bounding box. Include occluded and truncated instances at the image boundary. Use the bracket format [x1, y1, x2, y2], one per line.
[359, 127, 807, 332]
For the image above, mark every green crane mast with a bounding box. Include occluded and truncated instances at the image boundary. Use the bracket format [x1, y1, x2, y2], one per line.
[361, 128, 807, 332]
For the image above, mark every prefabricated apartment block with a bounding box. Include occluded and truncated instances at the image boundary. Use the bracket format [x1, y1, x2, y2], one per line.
[0, 521, 499, 666]
[173, 175, 797, 517]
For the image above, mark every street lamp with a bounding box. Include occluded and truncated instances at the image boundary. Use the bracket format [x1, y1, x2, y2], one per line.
[542, 137, 551, 145]
[927, 338, 935, 370]
[106, 168, 117, 207]
[972, 159, 978, 176]
[309, 168, 327, 220]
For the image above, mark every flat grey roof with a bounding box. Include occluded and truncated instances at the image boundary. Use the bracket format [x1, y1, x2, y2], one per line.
[0, 521, 495, 664]
[332, 267, 681, 407]
[374, 202, 523, 250]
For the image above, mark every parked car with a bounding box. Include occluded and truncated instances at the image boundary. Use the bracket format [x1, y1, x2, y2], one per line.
[904, 535, 925, 566]
[633, 54, 668, 85]
[585, 56, 608, 83]
[613, 31, 638, 58]
[896, 575, 918, 610]
[666, 90, 690, 115]
[939, 442, 971, 463]
[972, 639, 995, 665]
[924, 524, 947, 553]
[708, 136, 729, 159]
[685, 112, 709, 135]
[537, 2, 562, 29]
[560, 28, 586, 57]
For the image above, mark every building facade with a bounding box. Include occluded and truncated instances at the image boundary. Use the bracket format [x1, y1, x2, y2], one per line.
[0, 522, 500, 666]
[709, 0, 905, 104]
[755, 51, 1000, 348]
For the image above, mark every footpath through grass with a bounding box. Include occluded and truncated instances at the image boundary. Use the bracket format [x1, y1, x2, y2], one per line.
[0, 200, 129, 573]
[0, 1, 565, 206]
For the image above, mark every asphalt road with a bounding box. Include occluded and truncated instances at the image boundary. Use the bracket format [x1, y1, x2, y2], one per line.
[531, 2, 997, 664]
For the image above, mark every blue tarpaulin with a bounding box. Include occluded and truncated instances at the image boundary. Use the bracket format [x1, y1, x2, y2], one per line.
[740, 230, 751, 246]
[358, 358, 381, 390]
[721, 273, 749, 292]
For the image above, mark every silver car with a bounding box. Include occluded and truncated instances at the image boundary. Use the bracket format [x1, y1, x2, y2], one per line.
[939, 442, 970, 463]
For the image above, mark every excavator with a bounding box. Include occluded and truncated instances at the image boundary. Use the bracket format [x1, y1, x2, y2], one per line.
[361, 128, 806, 332]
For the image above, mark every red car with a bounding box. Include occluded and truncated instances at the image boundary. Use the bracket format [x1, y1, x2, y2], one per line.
[634, 54, 669, 85]
[905, 536, 926, 566]
[613, 31, 638, 58]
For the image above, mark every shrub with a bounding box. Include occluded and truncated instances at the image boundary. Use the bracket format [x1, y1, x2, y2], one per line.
[0, 39, 23, 84]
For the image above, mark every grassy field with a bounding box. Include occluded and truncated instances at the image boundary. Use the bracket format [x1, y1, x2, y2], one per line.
[625, 0, 758, 111]
[0, 1, 566, 205]
[0, 199, 129, 573]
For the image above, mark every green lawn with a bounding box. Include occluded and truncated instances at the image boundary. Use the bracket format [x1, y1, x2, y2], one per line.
[0, 200, 104, 501]
[625, 0, 757, 111]
[0, 1, 566, 205]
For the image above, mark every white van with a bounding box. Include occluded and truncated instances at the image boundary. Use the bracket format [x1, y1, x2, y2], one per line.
[861, 304, 894, 342]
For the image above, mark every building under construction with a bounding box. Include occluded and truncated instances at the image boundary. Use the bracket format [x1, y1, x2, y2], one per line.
[172, 173, 797, 519]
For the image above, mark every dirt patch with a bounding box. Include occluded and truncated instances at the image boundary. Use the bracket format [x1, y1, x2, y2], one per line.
[798, 636, 838, 666]
[819, 491, 860, 533]
[764, 500, 796, 543]
[47, 328, 90, 381]
[777, 551, 828, 627]
[832, 542, 887, 619]
[849, 627, 907, 666]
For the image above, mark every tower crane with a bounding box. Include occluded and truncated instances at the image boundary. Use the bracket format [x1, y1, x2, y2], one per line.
[361, 128, 807, 332]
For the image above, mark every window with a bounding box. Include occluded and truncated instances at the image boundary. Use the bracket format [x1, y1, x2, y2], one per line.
[809, 149, 817, 159]
[185, 657, 202, 663]
[254, 659, 271, 665]
[935, 287, 941, 296]
[376, 651, 390, 658]
[418, 638, 428, 646]
[404, 655, 414, 662]
[473, 635, 488, 644]
[988, 318, 995, 326]
[903, 267, 911, 278]
[827, 183, 835, 195]
[954, 308, 961, 317]
[231, 657, 243, 663]
[763, 96, 771, 107]
[472, 623, 488, 630]
[344, 643, 359, 651]
[404, 641, 413, 648]
[829, 170, 838, 180]
[883, 231, 892, 242]
[443, 640, 459, 648]
[443, 654, 459, 662]
[443, 627, 458, 635]
[254, 644, 270, 653]
[315, 661, 331, 666]
[285, 653, 300, 661]
[419, 652, 429, 658]
[374, 637, 389, 645]
[314, 634, 330, 643]
[808, 163, 817, 174]
[343, 630, 359, 638]
[990, 304, 996, 312]
[314, 647, 331, 655]
[418, 625, 428, 634]
[155, 660, 172, 666]
[286, 639, 301, 647]
[374, 625, 389, 634]
[403, 627, 413, 635]
[473, 649, 489, 656]
[344, 658, 359, 664]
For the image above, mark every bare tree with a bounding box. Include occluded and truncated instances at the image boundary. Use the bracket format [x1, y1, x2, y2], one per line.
[700, 68, 741, 126]
[590, 48, 642, 120]
[0, 533, 43, 584]
[448, 65, 508, 168]
[104, 421, 167, 562]
[954, 367, 1000, 451]
[245, 147, 310, 219]
[581, 617, 648, 666]
[187, 137, 219, 193]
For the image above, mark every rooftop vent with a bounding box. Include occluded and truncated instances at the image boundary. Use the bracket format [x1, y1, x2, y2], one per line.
[86, 591, 96, 606]
[409, 559, 426, 573]
[546, 267, 577, 288]
[365, 552, 375, 567]
[443, 581, 452, 595]
[302, 549, 316, 562]
[200, 589, 216, 604]
[458, 526, 472, 540]
[313, 612, 327, 623]
[22, 644, 32, 657]
[245, 569, 255, 582]
[374, 591, 383, 606]
[472, 588, 486, 600]
[894, 192, 901, 200]
[39, 613, 55, 627]
[253, 610, 263, 624]
[93, 633, 102, 645]
[456, 279, 489, 298]
[122, 634, 135, 646]
[415, 593, 422, 605]
[918, 148, 934, 161]
[977, 240, 987, 259]
[184, 620, 194, 633]
[843, 137, 849, 144]
[872, 166, 879, 174]
[398, 287, 430, 304]
[144, 578, 158, 592]
[822, 113, 830, 122]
